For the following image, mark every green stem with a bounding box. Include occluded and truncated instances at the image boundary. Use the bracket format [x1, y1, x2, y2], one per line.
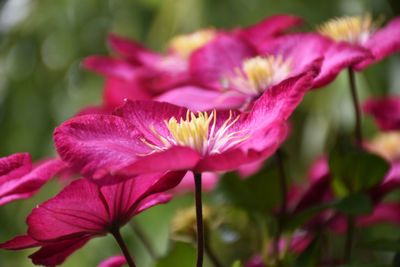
[344, 216, 355, 262]
[348, 68, 362, 145]
[194, 172, 204, 267]
[111, 229, 136, 267]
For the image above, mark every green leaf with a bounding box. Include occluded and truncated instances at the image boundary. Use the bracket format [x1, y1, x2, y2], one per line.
[216, 162, 281, 214]
[329, 142, 389, 194]
[334, 193, 373, 216]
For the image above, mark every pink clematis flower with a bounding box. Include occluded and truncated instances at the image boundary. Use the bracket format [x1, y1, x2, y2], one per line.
[0, 171, 184, 266]
[54, 71, 314, 183]
[98, 255, 126, 267]
[84, 15, 303, 110]
[0, 153, 65, 206]
[363, 96, 400, 131]
[317, 15, 400, 70]
[158, 29, 372, 109]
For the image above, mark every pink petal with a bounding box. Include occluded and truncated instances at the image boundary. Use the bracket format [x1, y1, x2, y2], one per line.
[248, 70, 317, 126]
[135, 193, 172, 215]
[0, 156, 65, 206]
[83, 56, 141, 81]
[189, 34, 256, 89]
[356, 17, 400, 70]
[0, 235, 39, 250]
[27, 179, 108, 241]
[363, 96, 400, 131]
[54, 114, 149, 180]
[100, 171, 185, 222]
[113, 100, 188, 145]
[108, 33, 161, 66]
[358, 203, 400, 226]
[98, 255, 127, 267]
[0, 153, 31, 183]
[103, 77, 153, 109]
[29, 236, 91, 266]
[116, 146, 201, 176]
[155, 86, 248, 111]
[238, 14, 303, 46]
[314, 41, 372, 87]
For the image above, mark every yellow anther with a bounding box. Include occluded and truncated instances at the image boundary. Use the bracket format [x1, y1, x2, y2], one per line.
[141, 110, 249, 156]
[169, 29, 216, 58]
[318, 14, 376, 44]
[230, 55, 291, 95]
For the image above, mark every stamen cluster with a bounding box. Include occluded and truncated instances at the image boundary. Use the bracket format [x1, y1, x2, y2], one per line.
[318, 14, 375, 44]
[169, 29, 216, 58]
[142, 110, 248, 156]
[229, 55, 292, 96]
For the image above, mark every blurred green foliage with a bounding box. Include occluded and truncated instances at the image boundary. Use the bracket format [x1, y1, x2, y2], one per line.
[0, 0, 399, 266]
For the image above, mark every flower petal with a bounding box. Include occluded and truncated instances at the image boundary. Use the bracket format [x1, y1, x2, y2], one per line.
[54, 114, 148, 180]
[0, 156, 65, 206]
[27, 179, 108, 241]
[238, 14, 303, 46]
[155, 86, 248, 111]
[363, 96, 400, 131]
[98, 255, 127, 267]
[108, 33, 161, 65]
[190, 34, 256, 89]
[83, 56, 141, 81]
[29, 236, 91, 266]
[356, 16, 400, 70]
[0, 235, 39, 250]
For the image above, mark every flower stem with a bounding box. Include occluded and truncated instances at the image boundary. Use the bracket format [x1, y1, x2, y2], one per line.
[344, 216, 355, 262]
[348, 68, 362, 145]
[130, 220, 158, 260]
[273, 149, 288, 265]
[194, 172, 204, 267]
[111, 229, 136, 267]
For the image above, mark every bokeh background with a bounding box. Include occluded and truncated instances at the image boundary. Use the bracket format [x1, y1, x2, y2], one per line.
[0, 0, 399, 266]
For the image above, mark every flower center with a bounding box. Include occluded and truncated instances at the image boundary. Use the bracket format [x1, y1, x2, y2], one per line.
[141, 110, 248, 156]
[318, 14, 376, 45]
[168, 29, 216, 59]
[227, 55, 291, 96]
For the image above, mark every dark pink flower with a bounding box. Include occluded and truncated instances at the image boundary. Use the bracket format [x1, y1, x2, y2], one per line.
[363, 96, 400, 131]
[158, 33, 322, 110]
[98, 255, 126, 267]
[318, 15, 400, 70]
[0, 153, 65, 206]
[54, 71, 314, 183]
[0, 171, 184, 266]
[84, 15, 303, 110]
[256, 33, 372, 88]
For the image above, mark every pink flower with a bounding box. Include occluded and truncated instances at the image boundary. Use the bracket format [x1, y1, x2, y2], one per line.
[256, 33, 372, 88]
[84, 15, 303, 110]
[363, 96, 400, 131]
[158, 34, 322, 110]
[54, 71, 314, 183]
[98, 255, 126, 267]
[318, 15, 400, 70]
[0, 153, 65, 206]
[0, 171, 184, 266]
